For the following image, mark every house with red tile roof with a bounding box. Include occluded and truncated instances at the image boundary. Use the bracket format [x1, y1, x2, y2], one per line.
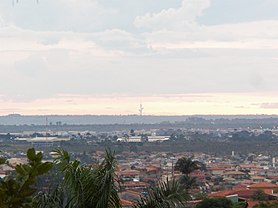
[122, 181, 148, 192]
[223, 171, 249, 180]
[248, 182, 278, 195]
[208, 187, 255, 200]
[120, 199, 133, 207]
[251, 176, 266, 183]
[117, 170, 140, 182]
[206, 182, 278, 207]
[207, 167, 225, 175]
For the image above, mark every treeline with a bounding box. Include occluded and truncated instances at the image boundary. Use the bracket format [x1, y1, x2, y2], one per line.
[1, 116, 278, 132]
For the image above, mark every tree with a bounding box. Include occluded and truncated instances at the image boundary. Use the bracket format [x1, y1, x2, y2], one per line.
[129, 144, 138, 153]
[254, 202, 278, 208]
[33, 148, 121, 208]
[174, 157, 200, 176]
[130, 129, 135, 136]
[233, 202, 247, 208]
[140, 134, 148, 143]
[174, 156, 201, 196]
[179, 175, 197, 191]
[0, 148, 52, 208]
[196, 198, 233, 208]
[1, 148, 191, 208]
[252, 189, 270, 201]
[134, 178, 189, 208]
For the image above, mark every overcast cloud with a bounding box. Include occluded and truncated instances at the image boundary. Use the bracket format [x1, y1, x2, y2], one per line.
[0, 0, 278, 114]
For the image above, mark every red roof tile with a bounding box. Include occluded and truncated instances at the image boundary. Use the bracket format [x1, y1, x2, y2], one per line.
[247, 200, 278, 208]
[120, 199, 134, 206]
[249, 182, 278, 189]
[209, 188, 255, 199]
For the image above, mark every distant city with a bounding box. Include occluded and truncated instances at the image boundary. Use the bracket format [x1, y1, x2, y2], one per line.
[2, 113, 278, 207]
[2, 113, 278, 125]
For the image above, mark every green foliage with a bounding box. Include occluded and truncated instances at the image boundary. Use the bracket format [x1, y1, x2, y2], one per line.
[134, 178, 188, 208]
[179, 175, 197, 191]
[33, 187, 66, 208]
[174, 157, 200, 176]
[254, 202, 278, 208]
[174, 156, 200, 198]
[0, 158, 6, 165]
[273, 188, 278, 194]
[196, 198, 233, 208]
[0, 149, 196, 208]
[233, 201, 247, 208]
[252, 189, 270, 201]
[33, 148, 121, 208]
[0, 148, 52, 208]
[194, 193, 207, 200]
[196, 199, 247, 208]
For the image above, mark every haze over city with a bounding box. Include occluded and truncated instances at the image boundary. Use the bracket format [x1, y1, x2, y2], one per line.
[1, 0, 278, 115]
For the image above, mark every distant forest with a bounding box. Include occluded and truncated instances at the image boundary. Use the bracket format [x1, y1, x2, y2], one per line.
[2, 114, 278, 125]
[0, 114, 278, 133]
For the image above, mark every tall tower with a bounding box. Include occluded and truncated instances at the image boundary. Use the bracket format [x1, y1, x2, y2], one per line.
[139, 104, 144, 116]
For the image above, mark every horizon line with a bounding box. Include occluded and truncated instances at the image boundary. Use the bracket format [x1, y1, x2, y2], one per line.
[3, 113, 278, 117]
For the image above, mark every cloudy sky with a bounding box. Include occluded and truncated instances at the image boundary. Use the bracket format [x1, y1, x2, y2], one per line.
[1, 0, 278, 115]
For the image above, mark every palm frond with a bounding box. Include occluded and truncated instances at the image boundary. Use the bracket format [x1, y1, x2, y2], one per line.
[134, 178, 188, 208]
[34, 148, 121, 208]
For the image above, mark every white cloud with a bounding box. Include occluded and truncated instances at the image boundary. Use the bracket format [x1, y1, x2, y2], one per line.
[1, 0, 278, 110]
[0, 0, 117, 32]
[1, 19, 278, 102]
[142, 20, 278, 51]
[134, 0, 210, 30]
[133, 0, 278, 51]
[260, 103, 278, 109]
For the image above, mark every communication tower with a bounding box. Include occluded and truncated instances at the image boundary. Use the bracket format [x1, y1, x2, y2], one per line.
[139, 104, 144, 116]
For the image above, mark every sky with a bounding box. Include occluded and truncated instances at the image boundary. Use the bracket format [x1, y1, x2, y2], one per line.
[1, 0, 278, 115]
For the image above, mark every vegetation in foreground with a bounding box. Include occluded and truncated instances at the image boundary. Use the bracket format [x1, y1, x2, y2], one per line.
[0, 148, 261, 208]
[0, 148, 193, 208]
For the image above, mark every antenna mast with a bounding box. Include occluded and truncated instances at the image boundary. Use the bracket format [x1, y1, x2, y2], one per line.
[139, 104, 144, 116]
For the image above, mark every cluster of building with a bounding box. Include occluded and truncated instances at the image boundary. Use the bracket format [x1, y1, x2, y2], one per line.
[2, 147, 278, 207]
[2, 127, 278, 207]
[87, 150, 278, 207]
